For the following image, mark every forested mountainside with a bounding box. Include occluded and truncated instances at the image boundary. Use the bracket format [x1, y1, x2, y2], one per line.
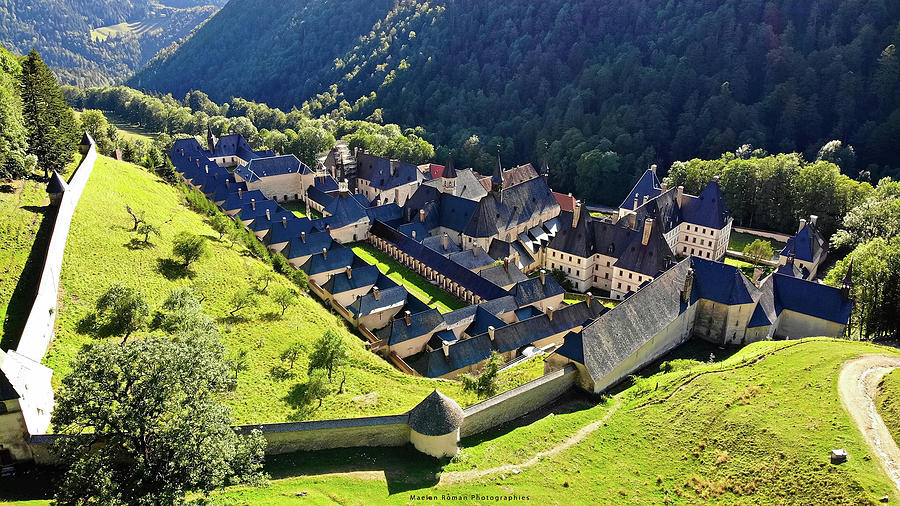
[0, 0, 224, 86]
[130, 0, 900, 205]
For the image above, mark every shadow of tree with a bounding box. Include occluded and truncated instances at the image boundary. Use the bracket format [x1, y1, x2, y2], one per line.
[75, 311, 122, 339]
[0, 183, 15, 193]
[124, 238, 156, 250]
[156, 258, 192, 280]
[269, 364, 295, 382]
[259, 311, 281, 322]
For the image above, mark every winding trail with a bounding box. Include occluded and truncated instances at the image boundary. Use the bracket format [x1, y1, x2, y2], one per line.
[436, 396, 623, 485]
[838, 354, 900, 493]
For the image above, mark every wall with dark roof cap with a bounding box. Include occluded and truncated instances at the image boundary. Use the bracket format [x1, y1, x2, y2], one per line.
[460, 363, 577, 438]
[234, 415, 411, 455]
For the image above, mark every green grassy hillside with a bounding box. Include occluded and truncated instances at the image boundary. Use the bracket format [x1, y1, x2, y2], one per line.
[878, 368, 900, 443]
[211, 339, 898, 504]
[46, 157, 540, 424]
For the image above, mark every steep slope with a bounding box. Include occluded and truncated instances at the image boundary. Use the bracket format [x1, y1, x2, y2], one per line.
[0, 0, 225, 85]
[131, 0, 900, 204]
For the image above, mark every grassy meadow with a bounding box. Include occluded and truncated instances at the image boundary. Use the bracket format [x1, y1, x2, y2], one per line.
[46, 157, 540, 425]
[206, 338, 898, 504]
[878, 368, 900, 443]
[350, 242, 465, 314]
[728, 231, 785, 256]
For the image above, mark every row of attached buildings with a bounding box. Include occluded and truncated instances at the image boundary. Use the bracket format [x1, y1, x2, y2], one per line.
[168, 132, 853, 385]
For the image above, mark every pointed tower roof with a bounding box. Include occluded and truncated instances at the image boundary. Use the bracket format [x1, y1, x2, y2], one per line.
[443, 158, 457, 179]
[79, 132, 94, 148]
[47, 171, 68, 194]
[492, 153, 504, 185]
[407, 390, 464, 436]
[842, 259, 854, 287]
[540, 159, 550, 176]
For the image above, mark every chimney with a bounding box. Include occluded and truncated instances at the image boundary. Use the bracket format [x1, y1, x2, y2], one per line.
[419, 209, 425, 223]
[204, 165, 208, 173]
[677, 186, 684, 207]
[390, 159, 399, 176]
[441, 233, 449, 250]
[547, 306, 554, 321]
[682, 268, 694, 303]
[196, 159, 200, 167]
[643, 195, 649, 205]
[301, 231, 306, 243]
[442, 341, 450, 357]
[633, 195, 639, 211]
[346, 265, 352, 279]
[282, 216, 287, 228]
[488, 326, 495, 342]
[373, 286, 380, 301]
[586, 291, 593, 308]
[472, 243, 477, 256]
[642, 219, 653, 246]
[798, 218, 807, 233]
[572, 200, 582, 227]
[540, 269, 546, 285]
[322, 247, 327, 260]
[809, 215, 818, 227]
[503, 257, 509, 272]
[841, 260, 854, 300]
[339, 179, 349, 196]
[713, 175, 720, 183]
[238, 188, 243, 199]
[404, 310, 411, 326]
[225, 179, 230, 188]
[412, 230, 416, 240]
[650, 164, 657, 175]
[250, 199, 256, 210]
[266, 209, 271, 220]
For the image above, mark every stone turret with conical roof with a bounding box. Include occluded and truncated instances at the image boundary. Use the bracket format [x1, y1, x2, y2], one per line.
[407, 389, 464, 457]
[46, 171, 68, 206]
[441, 159, 457, 196]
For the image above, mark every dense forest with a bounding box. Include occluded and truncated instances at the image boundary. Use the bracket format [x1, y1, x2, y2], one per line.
[0, 0, 224, 86]
[130, 0, 900, 206]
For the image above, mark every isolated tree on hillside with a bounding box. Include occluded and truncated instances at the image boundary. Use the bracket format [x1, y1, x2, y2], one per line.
[95, 283, 149, 343]
[154, 287, 215, 334]
[136, 221, 160, 245]
[305, 369, 332, 409]
[209, 213, 232, 241]
[51, 333, 266, 505]
[228, 288, 259, 317]
[19, 50, 77, 178]
[308, 329, 348, 381]
[125, 205, 144, 231]
[228, 348, 251, 385]
[271, 286, 297, 316]
[743, 239, 774, 265]
[173, 231, 208, 267]
[280, 341, 304, 369]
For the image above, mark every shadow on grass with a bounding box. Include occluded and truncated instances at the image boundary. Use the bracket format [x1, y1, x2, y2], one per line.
[0, 462, 58, 502]
[0, 203, 56, 351]
[259, 311, 282, 322]
[269, 364, 296, 381]
[156, 258, 193, 280]
[284, 381, 318, 421]
[123, 238, 156, 250]
[0, 183, 15, 193]
[263, 445, 443, 494]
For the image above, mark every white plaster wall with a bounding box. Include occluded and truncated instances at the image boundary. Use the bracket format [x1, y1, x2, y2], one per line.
[410, 428, 459, 458]
[775, 311, 845, 339]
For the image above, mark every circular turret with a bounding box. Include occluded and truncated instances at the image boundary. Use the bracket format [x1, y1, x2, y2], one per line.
[407, 390, 464, 458]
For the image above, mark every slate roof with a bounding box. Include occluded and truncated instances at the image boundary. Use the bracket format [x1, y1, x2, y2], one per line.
[463, 176, 559, 238]
[556, 259, 693, 387]
[511, 276, 565, 308]
[307, 186, 336, 208]
[691, 257, 756, 305]
[264, 215, 321, 245]
[379, 308, 446, 345]
[347, 285, 407, 317]
[47, 171, 68, 194]
[282, 231, 334, 260]
[249, 209, 295, 234]
[407, 390, 464, 436]
[680, 179, 730, 230]
[781, 220, 827, 264]
[479, 263, 529, 287]
[322, 193, 369, 228]
[422, 234, 461, 256]
[770, 273, 852, 324]
[366, 204, 403, 225]
[423, 168, 490, 201]
[448, 247, 496, 270]
[614, 221, 676, 276]
[619, 168, 662, 210]
[441, 295, 517, 329]
[210, 180, 247, 203]
[356, 153, 423, 190]
[321, 264, 379, 294]
[466, 306, 507, 337]
[235, 155, 310, 182]
[369, 221, 509, 300]
[236, 199, 279, 223]
[300, 246, 355, 276]
[208, 134, 265, 161]
[397, 222, 429, 242]
[220, 189, 267, 213]
[314, 175, 340, 192]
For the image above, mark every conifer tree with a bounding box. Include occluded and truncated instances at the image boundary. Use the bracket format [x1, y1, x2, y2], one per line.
[19, 50, 77, 178]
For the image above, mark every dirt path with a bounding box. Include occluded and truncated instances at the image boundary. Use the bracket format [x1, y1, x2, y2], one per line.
[437, 396, 623, 485]
[838, 354, 900, 493]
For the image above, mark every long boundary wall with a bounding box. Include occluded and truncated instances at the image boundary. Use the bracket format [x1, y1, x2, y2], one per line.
[0, 139, 97, 437]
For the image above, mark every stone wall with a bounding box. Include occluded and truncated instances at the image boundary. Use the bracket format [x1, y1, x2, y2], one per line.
[234, 415, 411, 455]
[459, 363, 577, 438]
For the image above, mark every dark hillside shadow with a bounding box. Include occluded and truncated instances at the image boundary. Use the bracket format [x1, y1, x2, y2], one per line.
[263, 445, 442, 494]
[1, 204, 56, 350]
[124, 238, 156, 250]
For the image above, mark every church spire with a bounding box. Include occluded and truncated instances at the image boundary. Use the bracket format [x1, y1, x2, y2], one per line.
[491, 147, 504, 195]
[206, 125, 216, 153]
